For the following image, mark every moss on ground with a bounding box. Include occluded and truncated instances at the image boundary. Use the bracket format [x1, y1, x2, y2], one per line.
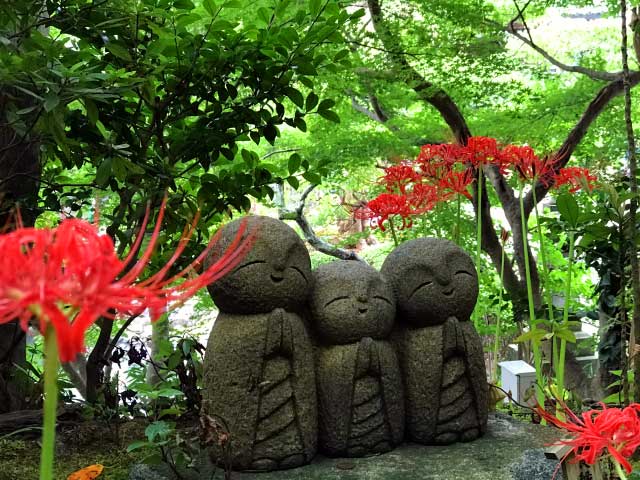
[0, 421, 147, 480]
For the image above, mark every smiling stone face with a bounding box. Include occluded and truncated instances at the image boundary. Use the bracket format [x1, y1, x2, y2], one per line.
[310, 260, 396, 345]
[381, 238, 478, 326]
[206, 216, 311, 314]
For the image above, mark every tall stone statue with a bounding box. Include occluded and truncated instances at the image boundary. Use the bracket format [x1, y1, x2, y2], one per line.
[309, 260, 404, 457]
[381, 238, 488, 445]
[202, 216, 317, 471]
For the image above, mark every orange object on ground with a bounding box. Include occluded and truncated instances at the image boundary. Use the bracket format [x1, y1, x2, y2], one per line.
[67, 464, 104, 480]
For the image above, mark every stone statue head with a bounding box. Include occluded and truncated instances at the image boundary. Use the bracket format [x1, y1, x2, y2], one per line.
[310, 260, 396, 345]
[206, 216, 311, 314]
[380, 238, 478, 326]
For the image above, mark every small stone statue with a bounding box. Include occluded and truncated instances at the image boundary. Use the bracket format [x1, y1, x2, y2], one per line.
[381, 238, 488, 445]
[202, 216, 317, 471]
[309, 260, 404, 457]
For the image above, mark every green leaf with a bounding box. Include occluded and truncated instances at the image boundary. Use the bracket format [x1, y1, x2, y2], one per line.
[318, 109, 340, 123]
[16, 106, 38, 115]
[84, 99, 98, 125]
[295, 61, 317, 75]
[302, 171, 321, 184]
[105, 42, 132, 62]
[284, 87, 304, 109]
[203, 0, 217, 13]
[514, 328, 547, 344]
[263, 124, 278, 144]
[159, 407, 183, 419]
[287, 176, 299, 189]
[288, 153, 301, 174]
[241, 149, 256, 167]
[305, 92, 319, 111]
[95, 120, 110, 140]
[43, 93, 59, 113]
[556, 193, 580, 228]
[173, 0, 195, 9]
[145, 421, 174, 442]
[276, 0, 291, 15]
[309, 0, 321, 17]
[257, 6, 271, 25]
[553, 326, 577, 343]
[126, 440, 151, 452]
[317, 99, 335, 111]
[95, 158, 112, 187]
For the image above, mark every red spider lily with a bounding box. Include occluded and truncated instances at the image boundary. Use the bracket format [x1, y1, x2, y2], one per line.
[379, 163, 421, 194]
[0, 199, 254, 362]
[409, 183, 443, 211]
[501, 145, 556, 182]
[535, 401, 640, 475]
[552, 167, 598, 193]
[416, 143, 464, 179]
[355, 193, 415, 231]
[438, 169, 474, 199]
[466, 136, 500, 167]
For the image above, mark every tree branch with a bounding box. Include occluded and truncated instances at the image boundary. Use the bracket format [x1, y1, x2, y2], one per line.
[278, 184, 363, 262]
[366, 0, 471, 143]
[524, 71, 640, 214]
[348, 91, 394, 125]
[505, 2, 623, 82]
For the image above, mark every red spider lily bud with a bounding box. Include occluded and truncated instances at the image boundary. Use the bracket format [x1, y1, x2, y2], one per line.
[0, 199, 254, 362]
[500, 228, 510, 244]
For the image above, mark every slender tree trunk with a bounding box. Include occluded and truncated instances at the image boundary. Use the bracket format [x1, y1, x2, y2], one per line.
[620, 0, 640, 403]
[85, 319, 114, 403]
[0, 88, 41, 412]
[146, 314, 169, 386]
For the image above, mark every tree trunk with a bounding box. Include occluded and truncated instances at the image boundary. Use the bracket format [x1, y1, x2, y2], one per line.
[0, 89, 41, 413]
[146, 314, 169, 386]
[85, 319, 114, 403]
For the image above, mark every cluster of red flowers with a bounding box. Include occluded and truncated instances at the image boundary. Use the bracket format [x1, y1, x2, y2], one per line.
[552, 166, 598, 193]
[536, 401, 640, 475]
[356, 136, 598, 231]
[0, 199, 253, 362]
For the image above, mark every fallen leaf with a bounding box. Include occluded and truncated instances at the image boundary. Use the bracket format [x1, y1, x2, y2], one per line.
[67, 464, 104, 480]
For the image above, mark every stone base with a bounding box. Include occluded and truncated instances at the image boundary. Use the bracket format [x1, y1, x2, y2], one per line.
[130, 413, 564, 480]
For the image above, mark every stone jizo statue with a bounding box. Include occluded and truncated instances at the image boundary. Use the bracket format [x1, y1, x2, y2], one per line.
[309, 260, 404, 457]
[381, 238, 488, 445]
[202, 216, 317, 471]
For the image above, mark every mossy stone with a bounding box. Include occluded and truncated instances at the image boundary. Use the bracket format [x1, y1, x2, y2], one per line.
[206, 216, 312, 314]
[381, 238, 488, 445]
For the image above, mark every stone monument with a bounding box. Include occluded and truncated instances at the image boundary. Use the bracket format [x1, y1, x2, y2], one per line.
[202, 216, 317, 471]
[381, 238, 488, 445]
[309, 260, 404, 457]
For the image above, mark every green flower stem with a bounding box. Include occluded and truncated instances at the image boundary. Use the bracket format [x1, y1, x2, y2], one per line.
[532, 189, 555, 327]
[557, 230, 575, 404]
[612, 458, 628, 480]
[532, 189, 558, 374]
[40, 325, 59, 480]
[476, 167, 483, 273]
[388, 218, 399, 247]
[455, 194, 461, 244]
[492, 241, 506, 383]
[519, 182, 544, 408]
